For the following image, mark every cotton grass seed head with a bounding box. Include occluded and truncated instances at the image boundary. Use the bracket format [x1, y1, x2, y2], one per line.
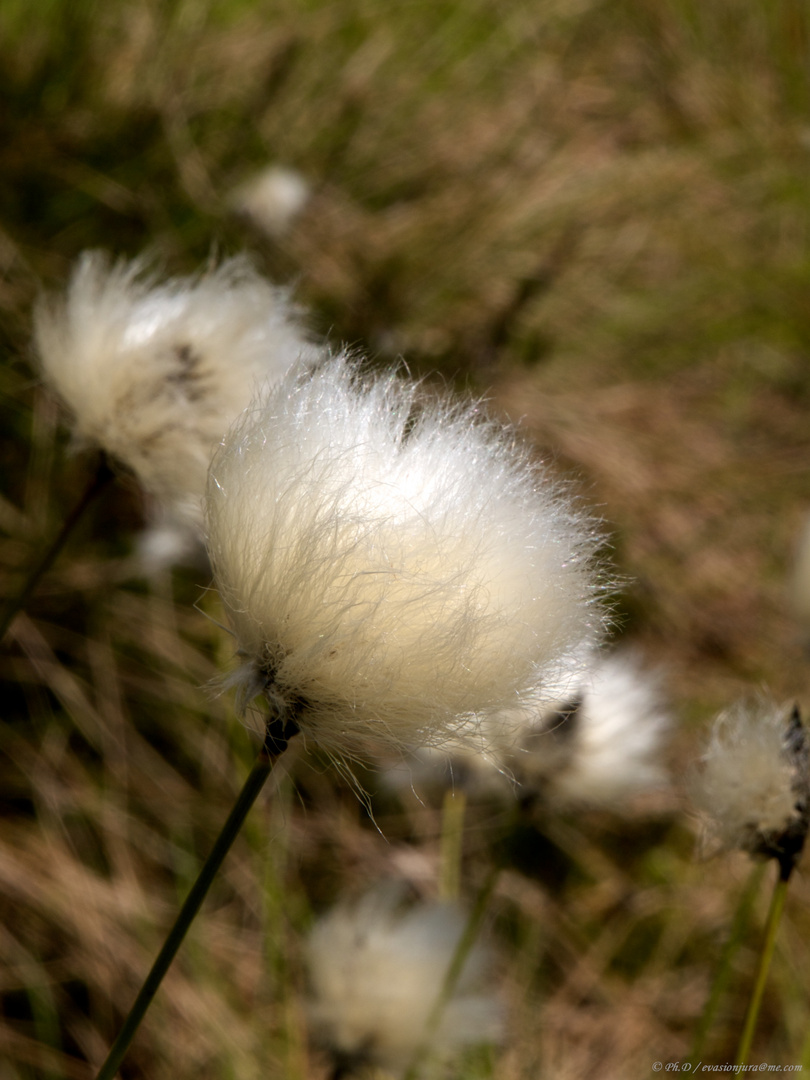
[305, 886, 503, 1077]
[229, 164, 311, 237]
[206, 353, 609, 760]
[34, 251, 322, 531]
[514, 649, 671, 806]
[386, 647, 669, 805]
[691, 698, 810, 872]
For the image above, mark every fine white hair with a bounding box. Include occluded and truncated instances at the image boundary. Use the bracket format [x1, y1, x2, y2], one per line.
[205, 353, 609, 760]
[305, 886, 503, 1076]
[33, 251, 323, 532]
[691, 698, 810, 864]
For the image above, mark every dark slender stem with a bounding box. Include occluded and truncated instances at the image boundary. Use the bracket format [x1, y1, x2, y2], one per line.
[0, 456, 115, 642]
[95, 723, 295, 1080]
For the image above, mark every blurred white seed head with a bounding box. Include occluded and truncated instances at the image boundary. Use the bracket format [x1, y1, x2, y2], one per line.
[306, 886, 503, 1077]
[205, 353, 609, 760]
[135, 516, 206, 573]
[514, 649, 671, 806]
[33, 251, 322, 533]
[691, 698, 810, 869]
[229, 164, 311, 238]
[385, 647, 670, 807]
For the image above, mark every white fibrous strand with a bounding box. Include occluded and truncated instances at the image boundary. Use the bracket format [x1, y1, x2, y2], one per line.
[33, 251, 322, 532]
[691, 699, 810, 870]
[305, 886, 503, 1077]
[205, 353, 609, 760]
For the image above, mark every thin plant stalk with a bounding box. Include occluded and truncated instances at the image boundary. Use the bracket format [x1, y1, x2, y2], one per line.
[439, 789, 467, 903]
[402, 866, 499, 1080]
[0, 455, 115, 642]
[95, 717, 297, 1080]
[734, 860, 793, 1067]
[688, 862, 765, 1065]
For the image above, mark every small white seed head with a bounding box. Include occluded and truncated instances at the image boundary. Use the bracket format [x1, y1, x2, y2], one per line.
[33, 251, 322, 531]
[205, 354, 609, 760]
[514, 649, 671, 805]
[691, 698, 810, 869]
[386, 647, 670, 805]
[305, 885, 504, 1076]
[230, 164, 311, 237]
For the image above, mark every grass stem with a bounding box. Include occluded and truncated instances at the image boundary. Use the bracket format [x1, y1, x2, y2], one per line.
[402, 866, 499, 1080]
[439, 789, 467, 903]
[688, 862, 765, 1065]
[734, 860, 792, 1067]
[0, 456, 115, 642]
[95, 719, 295, 1080]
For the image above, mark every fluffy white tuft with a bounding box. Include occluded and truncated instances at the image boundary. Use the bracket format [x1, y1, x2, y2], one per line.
[206, 353, 608, 759]
[230, 164, 311, 237]
[514, 648, 671, 805]
[135, 516, 205, 573]
[384, 646, 670, 805]
[305, 886, 503, 1075]
[33, 251, 323, 531]
[691, 698, 810, 864]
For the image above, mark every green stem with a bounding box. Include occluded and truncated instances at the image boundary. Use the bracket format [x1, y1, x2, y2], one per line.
[402, 866, 499, 1080]
[0, 456, 115, 642]
[735, 861, 792, 1067]
[95, 719, 295, 1080]
[439, 789, 467, 903]
[688, 862, 765, 1065]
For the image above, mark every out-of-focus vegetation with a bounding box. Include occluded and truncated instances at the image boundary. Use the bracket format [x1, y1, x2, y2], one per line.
[2, 1, 810, 1077]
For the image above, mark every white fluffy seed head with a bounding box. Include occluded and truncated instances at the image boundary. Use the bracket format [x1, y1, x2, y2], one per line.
[385, 647, 670, 805]
[206, 353, 609, 760]
[135, 515, 206, 573]
[691, 698, 810, 866]
[33, 251, 322, 530]
[514, 649, 671, 805]
[305, 886, 503, 1076]
[230, 164, 311, 237]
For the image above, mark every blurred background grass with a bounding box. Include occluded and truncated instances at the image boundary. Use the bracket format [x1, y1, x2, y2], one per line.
[2, 0, 810, 1076]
